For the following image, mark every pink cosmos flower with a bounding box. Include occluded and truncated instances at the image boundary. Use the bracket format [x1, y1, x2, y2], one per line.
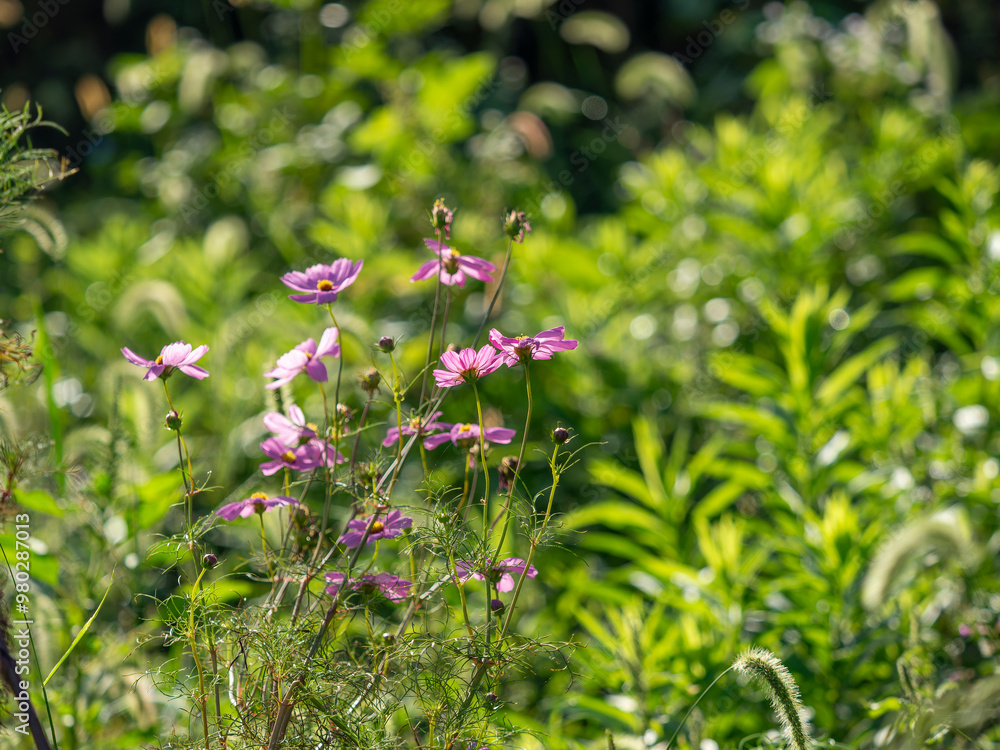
[422, 422, 516, 451]
[263, 406, 347, 466]
[325, 571, 412, 601]
[264, 328, 340, 389]
[121, 341, 209, 381]
[339, 510, 413, 548]
[216, 492, 298, 521]
[455, 557, 537, 593]
[411, 239, 496, 287]
[488, 326, 578, 367]
[280, 259, 363, 304]
[382, 411, 450, 447]
[259, 437, 320, 476]
[263, 405, 316, 446]
[433, 345, 504, 388]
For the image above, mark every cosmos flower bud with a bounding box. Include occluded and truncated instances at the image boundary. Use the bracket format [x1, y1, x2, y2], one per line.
[552, 426, 571, 444]
[202, 553, 218, 569]
[165, 410, 182, 431]
[359, 367, 381, 396]
[490, 598, 505, 614]
[503, 209, 531, 243]
[336, 403, 354, 423]
[377, 336, 395, 353]
[429, 198, 454, 236]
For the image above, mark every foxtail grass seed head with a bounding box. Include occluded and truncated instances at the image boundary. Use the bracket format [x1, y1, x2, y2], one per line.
[861, 511, 977, 611]
[733, 647, 812, 750]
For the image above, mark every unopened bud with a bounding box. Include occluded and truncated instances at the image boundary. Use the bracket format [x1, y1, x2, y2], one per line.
[336, 403, 354, 423]
[359, 367, 381, 396]
[490, 598, 505, 614]
[165, 410, 182, 431]
[202, 553, 218, 569]
[430, 198, 454, 237]
[552, 426, 571, 444]
[377, 336, 395, 353]
[503, 209, 531, 243]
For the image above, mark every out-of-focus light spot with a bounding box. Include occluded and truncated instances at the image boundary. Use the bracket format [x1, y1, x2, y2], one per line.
[954, 404, 989, 434]
[829, 308, 850, 330]
[712, 320, 739, 347]
[581, 95, 608, 120]
[704, 298, 730, 323]
[672, 304, 697, 341]
[630, 314, 656, 340]
[597, 252, 619, 276]
[319, 3, 349, 28]
[982, 356, 999, 381]
[541, 192, 566, 219]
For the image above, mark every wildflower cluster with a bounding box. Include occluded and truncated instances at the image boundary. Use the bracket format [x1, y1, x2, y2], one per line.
[120, 200, 581, 749]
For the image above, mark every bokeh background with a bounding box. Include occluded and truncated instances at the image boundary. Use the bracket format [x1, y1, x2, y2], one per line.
[4, 0, 1000, 747]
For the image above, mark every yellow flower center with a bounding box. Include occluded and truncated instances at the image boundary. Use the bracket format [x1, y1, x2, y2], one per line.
[251, 492, 268, 499]
[307, 423, 318, 432]
[317, 279, 334, 291]
[155, 355, 164, 364]
[409, 417, 422, 429]
[281, 450, 296, 463]
[371, 521, 384, 534]
[458, 424, 473, 433]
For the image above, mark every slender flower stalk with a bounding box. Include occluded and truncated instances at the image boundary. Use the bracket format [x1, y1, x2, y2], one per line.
[420, 227, 446, 403]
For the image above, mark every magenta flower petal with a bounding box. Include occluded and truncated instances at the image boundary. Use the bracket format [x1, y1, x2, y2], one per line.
[216, 493, 298, 521]
[122, 341, 209, 381]
[488, 326, 578, 366]
[304, 358, 329, 382]
[422, 432, 455, 450]
[412, 240, 494, 286]
[280, 259, 363, 304]
[339, 510, 413, 548]
[121, 347, 153, 368]
[433, 345, 503, 388]
[265, 332, 339, 389]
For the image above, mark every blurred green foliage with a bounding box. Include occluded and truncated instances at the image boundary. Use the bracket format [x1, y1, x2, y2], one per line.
[2, 0, 1000, 747]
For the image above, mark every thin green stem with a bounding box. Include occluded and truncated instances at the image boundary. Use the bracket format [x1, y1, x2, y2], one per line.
[499, 443, 560, 641]
[473, 237, 514, 348]
[664, 666, 736, 750]
[259, 513, 274, 580]
[472, 382, 489, 507]
[420, 229, 445, 402]
[188, 568, 211, 749]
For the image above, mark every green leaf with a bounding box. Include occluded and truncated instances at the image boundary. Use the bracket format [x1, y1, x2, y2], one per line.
[135, 473, 183, 529]
[44, 571, 114, 686]
[816, 336, 898, 405]
[13, 489, 64, 518]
